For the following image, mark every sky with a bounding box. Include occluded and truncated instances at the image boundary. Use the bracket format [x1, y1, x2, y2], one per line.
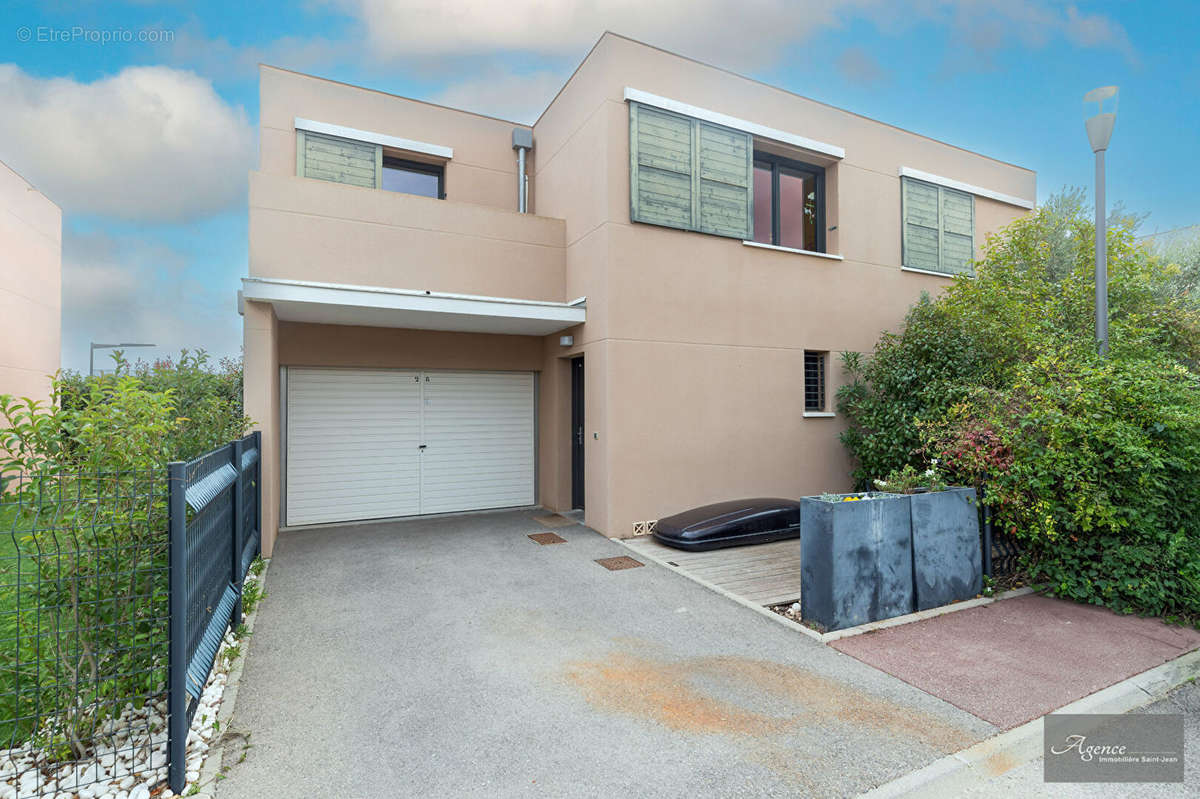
[0, 1, 1197, 372]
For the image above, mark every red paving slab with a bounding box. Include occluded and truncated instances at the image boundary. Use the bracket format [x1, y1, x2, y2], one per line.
[831, 594, 1200, 729]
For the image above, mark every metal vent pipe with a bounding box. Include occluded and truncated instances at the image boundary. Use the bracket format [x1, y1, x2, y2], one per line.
[512, 128, 533, 213]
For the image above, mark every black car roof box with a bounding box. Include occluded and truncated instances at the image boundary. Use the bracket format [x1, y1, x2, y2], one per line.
[653, 497, 803, 551]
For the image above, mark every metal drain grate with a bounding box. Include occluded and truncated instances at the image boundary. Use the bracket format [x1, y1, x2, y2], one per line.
[528, 532, 567, 545]
[595, 556, 644, 571]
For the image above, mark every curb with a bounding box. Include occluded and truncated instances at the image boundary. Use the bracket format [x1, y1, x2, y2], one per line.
[859, 647, 1200, 798]
[193, 558, 271, 798]
[612, 536, 1032, 643]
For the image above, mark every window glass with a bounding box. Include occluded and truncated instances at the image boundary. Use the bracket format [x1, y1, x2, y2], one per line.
[752, 152, 825, 252]
[752, 162, 774, 244]
[779, 168, 817, 251]
[381, 159, 441, 198]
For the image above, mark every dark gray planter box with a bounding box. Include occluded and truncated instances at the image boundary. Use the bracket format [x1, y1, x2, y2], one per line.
[910, 487, 982, 611]
[800, 494, 915, 631]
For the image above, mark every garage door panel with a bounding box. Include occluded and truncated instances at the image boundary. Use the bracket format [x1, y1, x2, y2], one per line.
[287, 368, 422, 525]
[419, 371, 535, 516]
[286, 367, 535, 526]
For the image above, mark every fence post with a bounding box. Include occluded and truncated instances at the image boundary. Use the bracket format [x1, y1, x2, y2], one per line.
[231, 438, 245, 627]
[980, 478, 993, 579]
[254, 430, 262, 549]
[167, 461, 188, 794]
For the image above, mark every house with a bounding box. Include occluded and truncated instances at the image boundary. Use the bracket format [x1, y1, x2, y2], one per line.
[0, 159, 61, 405]
[242, 32, 1036, 555]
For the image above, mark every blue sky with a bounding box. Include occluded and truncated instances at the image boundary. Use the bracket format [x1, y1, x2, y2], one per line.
[1, 0, 1196, 371]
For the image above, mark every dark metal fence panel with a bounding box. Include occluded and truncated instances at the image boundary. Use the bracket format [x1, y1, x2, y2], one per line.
[238, 432, 261, 579]
[1, 470, 168, 799]
[979, 480, 1022, 581]
[166, 432, 262, 793]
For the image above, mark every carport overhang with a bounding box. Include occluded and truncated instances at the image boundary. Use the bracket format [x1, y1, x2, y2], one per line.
[240, 277, 585, 335]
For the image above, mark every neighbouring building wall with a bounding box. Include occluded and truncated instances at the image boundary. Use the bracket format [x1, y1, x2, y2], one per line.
[0, 161, 61, 405]
[533, 33, 1035, 537]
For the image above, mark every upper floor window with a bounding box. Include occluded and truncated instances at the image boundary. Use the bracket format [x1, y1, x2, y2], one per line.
[382, 157, 443, 199]
[901, 176, 974, 276]
[752, 153, 825, 252]
[297, 128, 447, 199]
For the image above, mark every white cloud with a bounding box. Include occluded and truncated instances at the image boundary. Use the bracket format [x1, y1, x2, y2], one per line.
[433, 68, 567, 123]
[0, 64, 254, 222]
[61, 230, 242, 372]
[337, 0, 855, 71]
[329, 0, 1136, 73]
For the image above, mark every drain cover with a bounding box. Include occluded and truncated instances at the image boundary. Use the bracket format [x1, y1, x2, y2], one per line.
[533, 514, 575, 529]
[595, 556, 644, 571]
[528, 532, 567, 545]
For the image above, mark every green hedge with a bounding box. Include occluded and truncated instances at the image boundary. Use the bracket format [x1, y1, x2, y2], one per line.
[837, 192, 1200, 622]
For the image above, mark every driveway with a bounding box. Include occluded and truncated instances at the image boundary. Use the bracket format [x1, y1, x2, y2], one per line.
[215, 511, 994, 798]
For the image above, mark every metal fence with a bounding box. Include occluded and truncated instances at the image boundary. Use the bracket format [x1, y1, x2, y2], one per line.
[979, 482, 1022, 581]
[1, 470, 168, 799]
[0, 432, 261, 799]
[167, 431, 260, 792]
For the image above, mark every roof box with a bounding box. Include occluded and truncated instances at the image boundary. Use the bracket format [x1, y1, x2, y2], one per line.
[653, 498, 803, 551]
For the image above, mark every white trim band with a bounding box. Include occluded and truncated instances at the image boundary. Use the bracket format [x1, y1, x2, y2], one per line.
[624, 88, 845, 160]
[802, 411, 836, 418]
[899, 166, 1033, 209]
[294, 117, 453, 160]
[742, 241, 844, 260]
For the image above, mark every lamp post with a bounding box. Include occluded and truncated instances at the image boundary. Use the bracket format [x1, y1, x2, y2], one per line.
[1084, 85, 1118, 356]
[89, 342, 156, 377]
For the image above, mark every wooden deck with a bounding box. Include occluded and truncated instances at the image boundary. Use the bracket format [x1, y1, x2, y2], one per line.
[622, 536, 802, 607]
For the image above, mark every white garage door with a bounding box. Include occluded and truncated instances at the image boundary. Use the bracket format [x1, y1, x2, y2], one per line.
[286, 368, 535, 526]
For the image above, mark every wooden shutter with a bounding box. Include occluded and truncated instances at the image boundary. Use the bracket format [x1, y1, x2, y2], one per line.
[940, 188, 975, 275]
[296, 130, 380, 189]
[630, 102, 754, 239]
[696, 121, 753, 239]
[902, 177, 941, 272]
[630, 103, 694, 229]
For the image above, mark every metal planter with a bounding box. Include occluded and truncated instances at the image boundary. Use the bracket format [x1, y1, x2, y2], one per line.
[909, 487, 982, 611]
[800, 494, 915, 631]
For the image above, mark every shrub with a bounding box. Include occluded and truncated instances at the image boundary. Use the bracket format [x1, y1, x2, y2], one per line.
[837, 191, 1200, 621]
[0, 352, 251, 752]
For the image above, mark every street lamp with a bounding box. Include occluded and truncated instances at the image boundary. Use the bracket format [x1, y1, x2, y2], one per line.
[89, 342, 156, 377]
[1085, 85, 1118, 356]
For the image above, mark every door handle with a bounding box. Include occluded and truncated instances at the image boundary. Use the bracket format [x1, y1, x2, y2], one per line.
[418, 444, 427, 450]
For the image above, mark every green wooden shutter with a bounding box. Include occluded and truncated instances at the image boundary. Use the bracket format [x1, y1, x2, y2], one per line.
[902, 177, 976, 275]
[630, 103, 693, 229]
[940, 188, 975, 275]
[695, 121, 753, 239]
[629, 102, 753, 239]
[902, 177, 941, 272]
[297, 130, 380, 189]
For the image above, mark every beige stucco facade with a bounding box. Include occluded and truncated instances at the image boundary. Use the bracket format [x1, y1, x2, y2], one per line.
[0, 160, 61, 406]
[244, 34, 1036, 554]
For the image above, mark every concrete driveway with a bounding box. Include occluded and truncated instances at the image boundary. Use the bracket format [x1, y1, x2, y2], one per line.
[215, 510, 994, 798]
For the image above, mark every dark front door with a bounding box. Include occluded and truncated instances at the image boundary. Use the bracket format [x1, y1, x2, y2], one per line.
[571, 356, 585, 509]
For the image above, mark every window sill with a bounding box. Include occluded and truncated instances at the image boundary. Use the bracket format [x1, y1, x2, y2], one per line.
[742, 241, 844, 260]
[901, 265, 972, 279]
[803, 411, 836, 418]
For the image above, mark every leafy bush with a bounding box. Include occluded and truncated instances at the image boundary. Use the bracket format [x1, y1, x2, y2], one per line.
[837, 192, 1200, 621]
[57, 349, 249, 462]
[0, 351, 250, 752]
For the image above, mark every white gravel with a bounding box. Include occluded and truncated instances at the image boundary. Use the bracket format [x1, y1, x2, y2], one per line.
[0, 569, 261, 799]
